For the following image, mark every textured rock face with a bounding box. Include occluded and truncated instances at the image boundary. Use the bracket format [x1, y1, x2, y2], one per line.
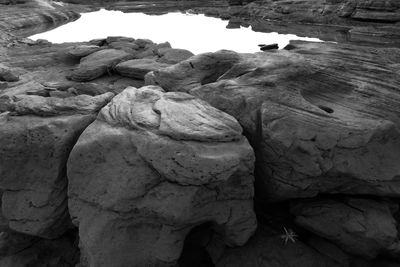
[66, 45, 102, 58]
[291, 198, 400, 259]
[145, 50, 241, 92]
[242, 0, 400, 24]
[148, 43, 400, 201]
[115, 58, 171, 79]
[67, 86, 256, 267]
[0, 2, 80, 44]
[0, 91, 113, 238]
[157, 48, 194, 64]
[70, 49, 133, 82]
[0, 196, 36, 257]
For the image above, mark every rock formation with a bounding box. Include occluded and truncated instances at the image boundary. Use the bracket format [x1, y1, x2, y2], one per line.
[0, 91, 113, 238]
[67, 86, 256, 266]
[1, 0, 400, 266]
[147, 42, 400, 201]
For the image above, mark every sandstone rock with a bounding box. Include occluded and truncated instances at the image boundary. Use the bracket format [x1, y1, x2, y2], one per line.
[108, 41, 140, 52]
[241, 0, 400, 24]
[157, 48, 195, 64]
[145, 50, 241, 92]
[0, 197, 36, 257]
[115, 58, 170, 79]
[0, 92, 113, 238]
[0, 81, 46, 112]
[69, 49, 132, 82]
[351, 10, 400, 22]
[66, 45, 102, 58]
[10, 92, 114, 116]
[213, 224, 341, 267]
[291, 198, 400, 259]
[0, 63, 18, 82]
[106, 36, 135, 44]
[67, 86, 256, 267]
[134, 38, 154, 48]
[177, 42, 400, 201]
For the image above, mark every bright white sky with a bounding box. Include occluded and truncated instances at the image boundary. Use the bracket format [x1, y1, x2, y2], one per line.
[30, 9, 322, 54]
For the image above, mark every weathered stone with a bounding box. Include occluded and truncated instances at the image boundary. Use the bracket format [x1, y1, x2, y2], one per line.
[108, 41, 140, 52]
[134, 38, 154, 48]
[145, 50, 241, 92]
[291, 198, 400, 259]
[0, 196, 36, 257]
[177, 42, 400, 201]
[0, 63, 18, 82]
[69, 49, 132, 81]
[0, 81, 46, 112]
[67, 86, 256, 267]
[66, 45, 102, 58]
[106, 36, 135, 44]
[10, 92, 114, 116]
[157, 48, 194, 64]
[115, 58, 170, 79]
[0, 92, 113, 238]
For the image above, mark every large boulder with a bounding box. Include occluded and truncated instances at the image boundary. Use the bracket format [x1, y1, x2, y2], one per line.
[291, 198, 400, 259]
[0, 92, 113, 238]
[69, 49, 132, 82]
[67, 86, 256, 267]
[149, 42, 400, 201]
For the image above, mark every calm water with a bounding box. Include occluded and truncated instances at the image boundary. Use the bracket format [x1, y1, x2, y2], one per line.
[30, 9, 322, 54]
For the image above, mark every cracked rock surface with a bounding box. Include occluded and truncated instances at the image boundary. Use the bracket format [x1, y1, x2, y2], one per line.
[67, 85, 257, 267]
[0, 88, 113, 238]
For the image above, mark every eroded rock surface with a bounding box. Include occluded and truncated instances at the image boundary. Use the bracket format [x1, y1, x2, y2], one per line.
[67, 86, 256, 267]
[69, 49, 133, 81]
[291, 198, 400, 259]
[0, 90, 113, 238]
[148, 43, 400, 201]
[115, 58, 171, 79]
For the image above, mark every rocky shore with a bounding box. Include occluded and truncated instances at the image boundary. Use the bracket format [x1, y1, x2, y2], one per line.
[1, 1, 400, 267]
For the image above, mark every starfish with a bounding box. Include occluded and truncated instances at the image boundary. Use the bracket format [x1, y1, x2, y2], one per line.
[280, 227, 297, 245]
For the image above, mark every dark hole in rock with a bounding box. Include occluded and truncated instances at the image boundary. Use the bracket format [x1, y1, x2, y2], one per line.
[318, 105, 334, 114]
[178, 222, 215, 267]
